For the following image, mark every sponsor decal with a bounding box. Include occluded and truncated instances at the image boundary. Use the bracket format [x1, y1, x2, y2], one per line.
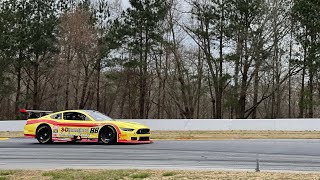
[58, 127, 90, 138]
[58, 133, 90, 138]
[57, 138, 72, 141]
[53, 126, 58, 133]
[61, 127, 88, 133]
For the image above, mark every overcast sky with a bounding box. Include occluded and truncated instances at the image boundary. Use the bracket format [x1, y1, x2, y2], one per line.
[120, 0, 130, 9]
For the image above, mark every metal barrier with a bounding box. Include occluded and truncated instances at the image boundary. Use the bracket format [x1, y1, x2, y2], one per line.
[1, 119, 320, 131]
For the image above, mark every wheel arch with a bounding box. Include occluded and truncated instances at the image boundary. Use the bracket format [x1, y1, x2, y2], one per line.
[35, 123, 53, 144]
[36, 123, 52, 132]
[99, 124, 120, 143]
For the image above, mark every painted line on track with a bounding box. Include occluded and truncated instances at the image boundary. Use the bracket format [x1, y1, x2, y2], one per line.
[0, 138, 9, 140]
[151, 139, 240, 141]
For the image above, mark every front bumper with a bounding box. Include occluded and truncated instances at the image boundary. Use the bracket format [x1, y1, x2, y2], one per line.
[118, 129, 151, 143]
[118, 140, 153, 144]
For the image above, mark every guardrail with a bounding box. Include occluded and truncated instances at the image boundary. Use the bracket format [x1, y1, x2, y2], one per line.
[1, 119, 320, 131]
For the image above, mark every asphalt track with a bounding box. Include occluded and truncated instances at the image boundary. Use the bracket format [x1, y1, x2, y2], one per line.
[1, 139, 320, 171]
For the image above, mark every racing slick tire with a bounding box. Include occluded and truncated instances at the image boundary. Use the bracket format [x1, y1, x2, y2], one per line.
[36, 125, 53, 144]
[99, 126, 117, 144]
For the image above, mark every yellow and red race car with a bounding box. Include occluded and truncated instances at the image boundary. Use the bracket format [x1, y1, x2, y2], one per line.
[22, 109, 151, 144]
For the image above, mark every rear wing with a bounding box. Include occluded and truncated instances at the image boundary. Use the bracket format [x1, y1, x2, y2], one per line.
[20, 109, 53, 119]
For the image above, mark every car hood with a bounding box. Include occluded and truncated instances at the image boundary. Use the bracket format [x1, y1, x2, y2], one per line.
[102, 120, 149, 129]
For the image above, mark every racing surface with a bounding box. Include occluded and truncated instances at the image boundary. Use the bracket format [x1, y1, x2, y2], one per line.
[1, 139, 320, 171]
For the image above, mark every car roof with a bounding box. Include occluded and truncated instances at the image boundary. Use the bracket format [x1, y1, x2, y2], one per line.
[53, 110, 96, 113]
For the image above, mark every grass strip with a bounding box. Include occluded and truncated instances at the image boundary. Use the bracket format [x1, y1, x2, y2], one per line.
[2, 130, 320, 140]
[0, 132, 22, 138]
[0, 169, 320, 180]
[152, 130, 320, 140]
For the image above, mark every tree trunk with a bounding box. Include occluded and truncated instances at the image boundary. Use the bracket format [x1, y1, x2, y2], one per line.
[64, 46, 72, 110]
[308, 33, 316, 118]
[138, 27, 146, 119]
[298, 32, 308, 118]
[208, 75, 216, 118]
[196, 47, 203, 119]
[15, 54, 22, 117]
[33, 57, 39, 110]
[273, 1, 282, 118]
[288, 16, 293, 118]
[96, 59, 101, 111]
[234, 34, 242, 119]
[252, 64, 260, 119]
[79, 67, 89, 109]
[215, 1, 224, 119]
[238, 36, 249, 119]
[308, 73, 314, 118]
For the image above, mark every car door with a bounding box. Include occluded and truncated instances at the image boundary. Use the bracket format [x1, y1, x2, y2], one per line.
[49, 112, 63, 138]
[56, 111, 92, 139]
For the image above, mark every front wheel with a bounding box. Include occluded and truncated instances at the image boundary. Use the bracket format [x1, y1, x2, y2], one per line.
[36, 125, 53, 144]
[99, 126, 117, 144]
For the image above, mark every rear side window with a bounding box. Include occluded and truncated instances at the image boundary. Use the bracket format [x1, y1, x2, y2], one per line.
[50, 113, 62, 120]
[63, 112, 89, 121]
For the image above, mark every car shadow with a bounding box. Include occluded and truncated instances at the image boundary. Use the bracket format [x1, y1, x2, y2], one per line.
[30, 141, 153, 146]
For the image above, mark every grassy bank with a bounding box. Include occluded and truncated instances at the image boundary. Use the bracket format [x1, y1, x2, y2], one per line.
[1, 169, 320, 180]
[152, 130, 320, 140]
[2, 130, 320, 140]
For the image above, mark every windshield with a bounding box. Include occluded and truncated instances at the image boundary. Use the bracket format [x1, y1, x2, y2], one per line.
[83, 110, 114, 121]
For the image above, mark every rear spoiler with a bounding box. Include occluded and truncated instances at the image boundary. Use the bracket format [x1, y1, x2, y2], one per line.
[20, 109, 53, 119]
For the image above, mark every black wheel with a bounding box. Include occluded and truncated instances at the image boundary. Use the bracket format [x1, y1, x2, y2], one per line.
[99, 126, 117, 144]
[36, 125, 53, 144]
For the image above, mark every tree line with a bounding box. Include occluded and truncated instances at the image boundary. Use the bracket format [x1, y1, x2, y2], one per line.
[0, 0, 319, 119]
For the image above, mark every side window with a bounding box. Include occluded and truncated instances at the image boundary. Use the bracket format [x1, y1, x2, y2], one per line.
[63, 112, 89, 121]
[50, 113, 62, 120]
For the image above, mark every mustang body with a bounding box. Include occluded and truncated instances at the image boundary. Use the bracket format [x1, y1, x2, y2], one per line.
[23, 110, 151, 144]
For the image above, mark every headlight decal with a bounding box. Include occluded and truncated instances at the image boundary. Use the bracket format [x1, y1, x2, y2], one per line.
[120, 128, 135, 132]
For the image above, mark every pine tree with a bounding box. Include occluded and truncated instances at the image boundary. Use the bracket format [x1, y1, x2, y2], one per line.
[293, 0, 320, 118]
[119, 0, 169, 118]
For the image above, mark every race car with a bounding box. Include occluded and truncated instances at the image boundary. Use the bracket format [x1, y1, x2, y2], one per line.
[22, 109, 151, 144]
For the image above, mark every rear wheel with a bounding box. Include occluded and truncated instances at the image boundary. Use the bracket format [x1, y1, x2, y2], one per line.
[99, 126, 117, 144]
[36, 125, 53, 144]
